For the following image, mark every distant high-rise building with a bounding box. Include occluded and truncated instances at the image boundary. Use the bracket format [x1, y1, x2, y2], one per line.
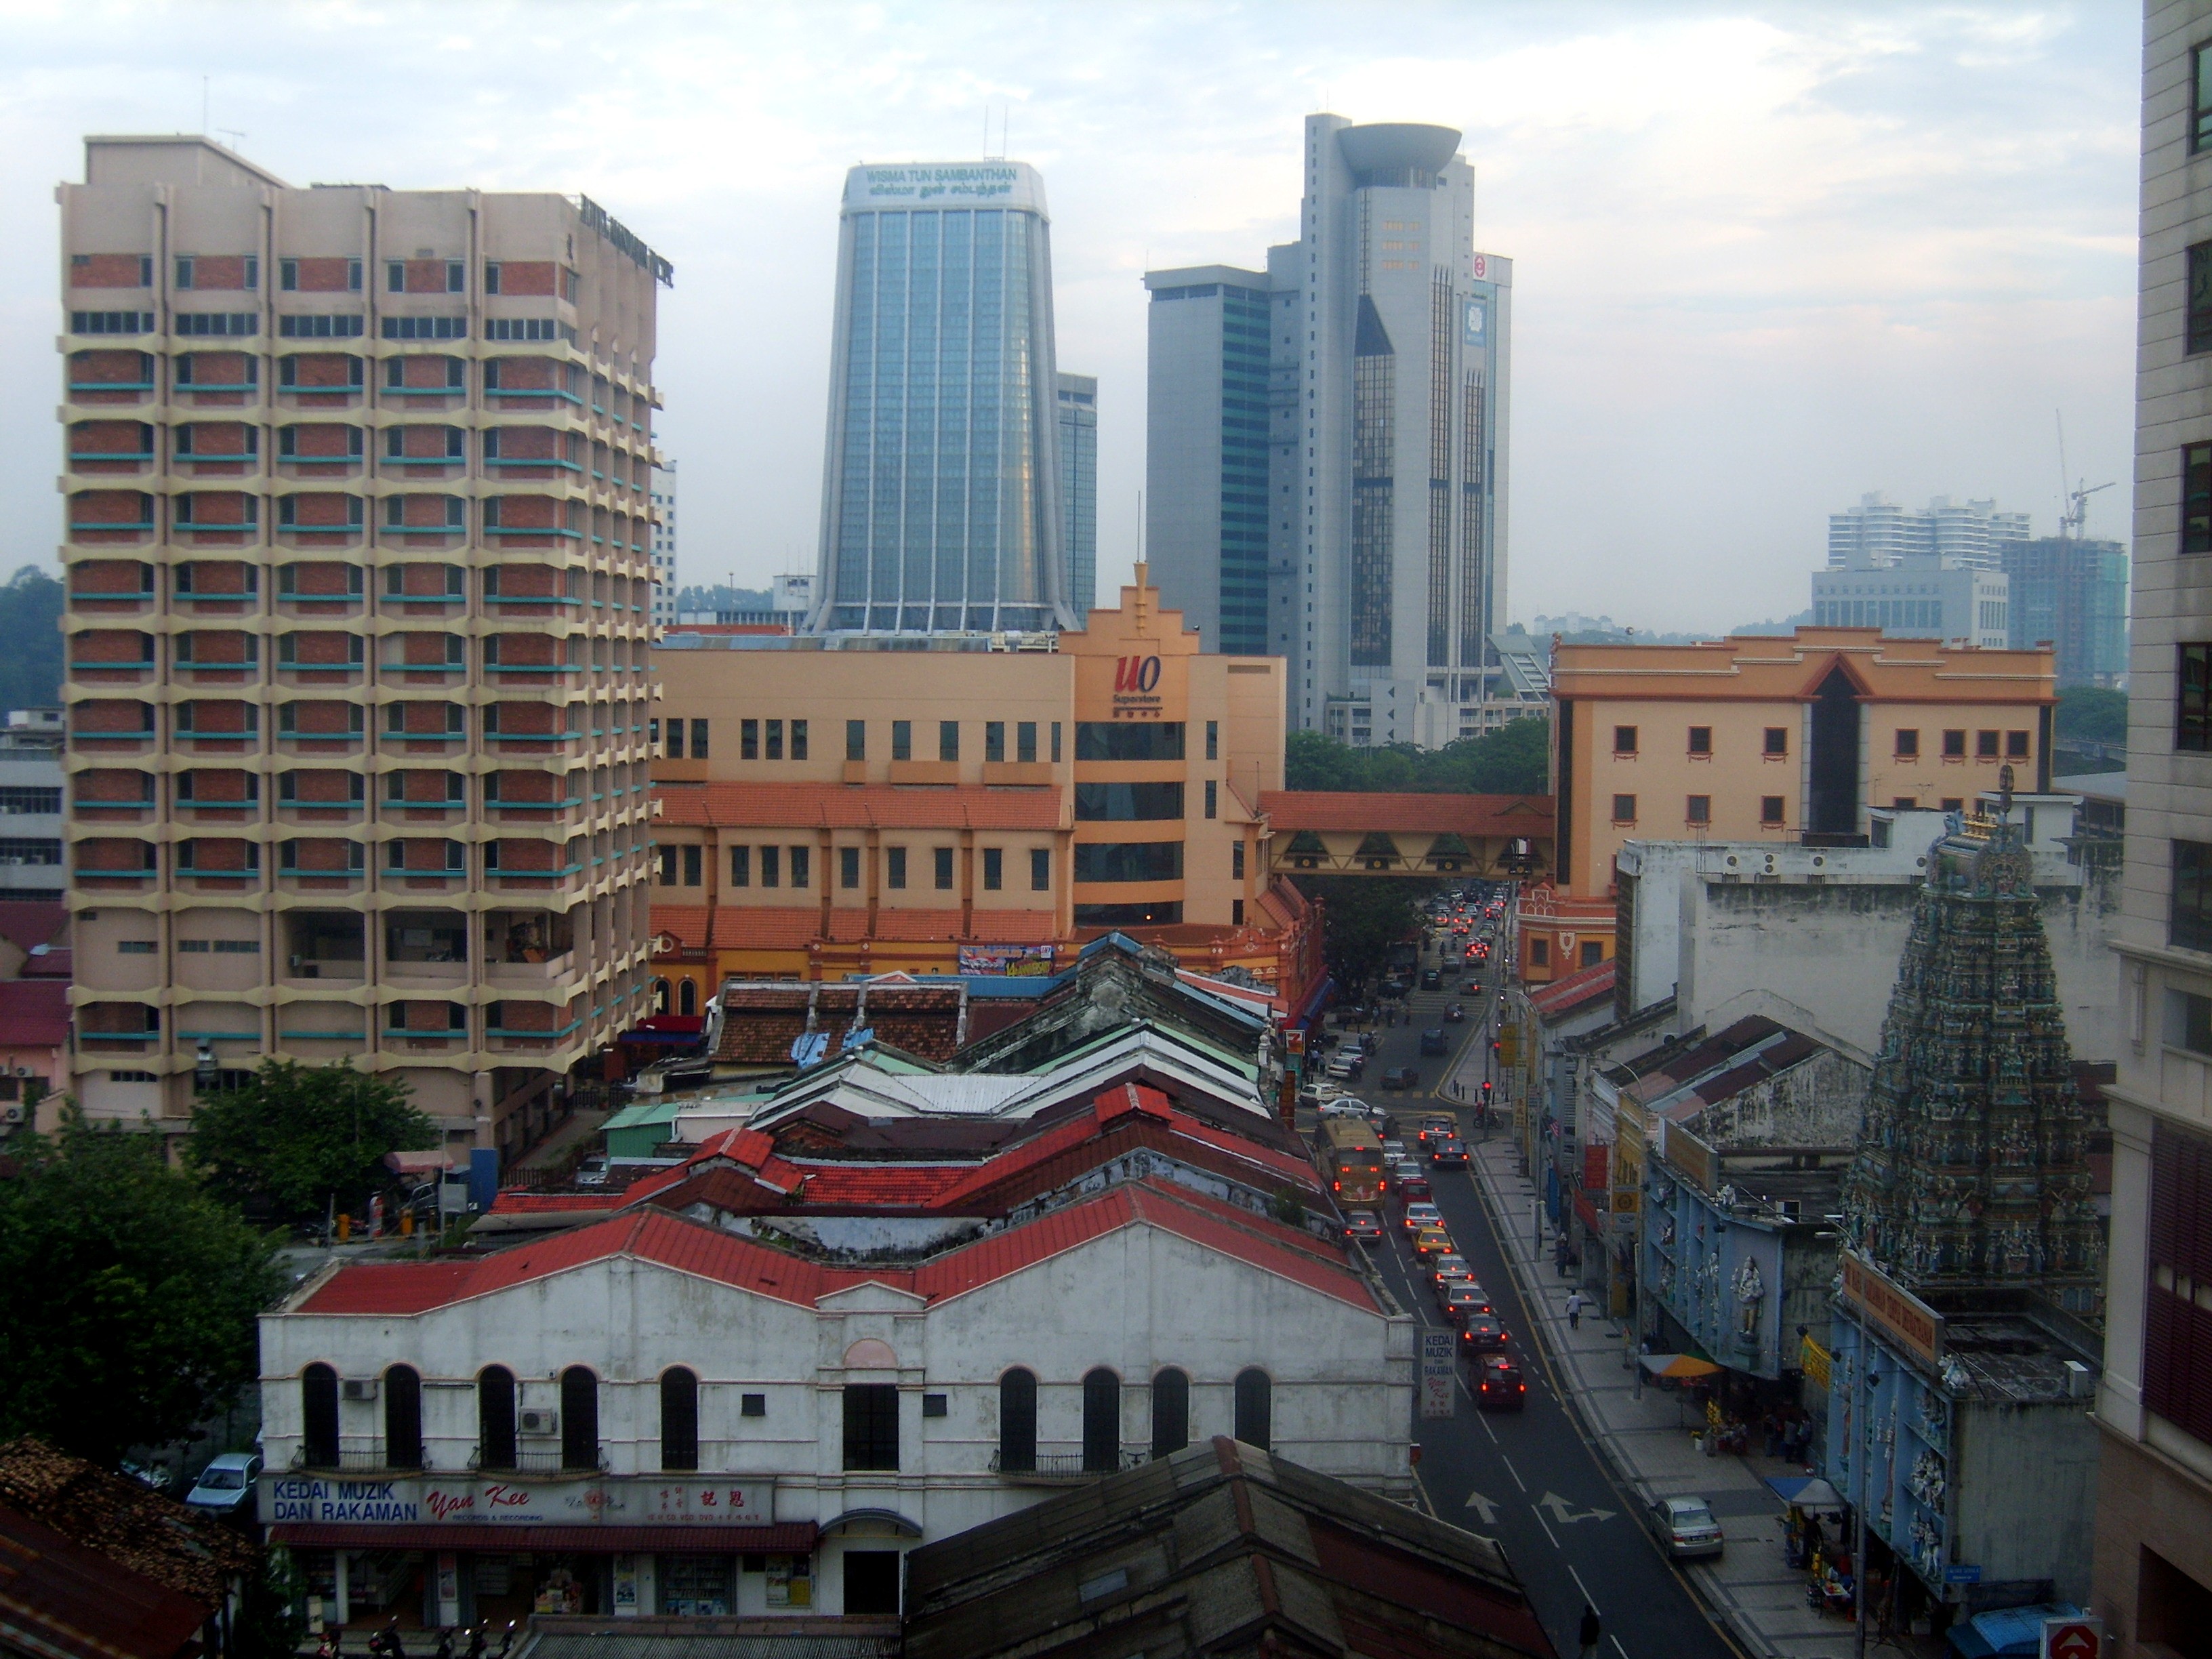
[649, 460, 678, 630]
[1057, 372, 1097, 617]
[1143, 266, 1271, 655]
[811, 161, 1074, 636]
[1145, 118, 1511, 746]
[1809, 556, 2011, 647]
[1827, 493, 2030, 571]
[2001, 535, 2130, 688]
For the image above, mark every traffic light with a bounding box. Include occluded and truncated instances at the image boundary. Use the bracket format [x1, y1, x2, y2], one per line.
[1481, 1081, 1494, 1104]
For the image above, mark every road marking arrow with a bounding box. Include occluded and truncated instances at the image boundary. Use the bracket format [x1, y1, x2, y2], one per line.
[1536, 1491, 1617, 1525]
[1464, 1490, 1500, 1525]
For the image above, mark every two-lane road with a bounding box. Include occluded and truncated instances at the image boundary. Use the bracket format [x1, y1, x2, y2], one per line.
[1327, 935, 1738, 1659]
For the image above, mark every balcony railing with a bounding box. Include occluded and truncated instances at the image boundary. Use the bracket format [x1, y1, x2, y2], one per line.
[291, 1446, 427, 1473]
[987, 1448, 1149, 1483]
[470, 1448, 605, 1477]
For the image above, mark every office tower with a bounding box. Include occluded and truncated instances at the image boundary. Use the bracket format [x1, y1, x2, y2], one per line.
[812, 162, 1074, 636]
[1827, 493, 2030, 571]
[649, 460, 678, 630]
[1143, 268, 1271, 655]
[1145, 118, 1511, 746]
[1057, 373, 1097, 617]
[2097, 4, 2212, 1639]
[1808, 558, 2011, 646]
[2001, 535, 2131, 688]
[60, 136, 663, 1158]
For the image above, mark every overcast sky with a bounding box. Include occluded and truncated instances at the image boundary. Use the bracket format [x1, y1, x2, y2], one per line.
[0, 0, 2138, 631]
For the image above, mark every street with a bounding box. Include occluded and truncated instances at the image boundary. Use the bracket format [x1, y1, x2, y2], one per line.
[1316, 928, 1740, 1659]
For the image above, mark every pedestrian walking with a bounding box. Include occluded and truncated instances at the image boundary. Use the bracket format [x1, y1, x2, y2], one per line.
[1578, 1605, 1602, 1659]
[1565, 1290, 1587, 1330]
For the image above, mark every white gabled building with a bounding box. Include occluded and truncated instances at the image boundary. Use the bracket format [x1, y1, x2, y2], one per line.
[258, 1181, 1412, 1626]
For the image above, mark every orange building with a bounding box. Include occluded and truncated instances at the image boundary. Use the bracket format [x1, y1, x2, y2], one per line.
[647, 569, 1322, 1014]
[1521, 627, 2055, 982]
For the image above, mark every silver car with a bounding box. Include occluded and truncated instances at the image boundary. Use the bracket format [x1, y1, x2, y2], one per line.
[1646, 1494, 1725, 1559]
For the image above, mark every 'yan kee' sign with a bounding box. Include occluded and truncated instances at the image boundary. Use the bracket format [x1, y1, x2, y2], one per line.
[263, 1474, 772, 1527]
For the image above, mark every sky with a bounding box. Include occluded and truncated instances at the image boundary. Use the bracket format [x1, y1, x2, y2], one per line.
[0, 0, 2140, 632]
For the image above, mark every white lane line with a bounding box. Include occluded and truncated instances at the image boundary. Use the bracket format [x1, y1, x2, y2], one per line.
[1500, 1453, 1528, 1494]
[1532, 1506, 1561, 1549]
[1610, 1638, 1630, 1659]
[1568, 1561, 1596, 1606]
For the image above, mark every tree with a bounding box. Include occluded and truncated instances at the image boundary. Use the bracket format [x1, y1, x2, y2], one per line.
[2055, 685, 2127, 748]
[1296, 875, 1434, 996]
[1284, 714, 1551, 797]
[184, 1059, 436, 1223]
[0, 1108, 284, 1465]
[0, 566, 63, 713]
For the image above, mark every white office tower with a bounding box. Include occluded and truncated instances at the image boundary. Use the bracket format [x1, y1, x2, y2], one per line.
[1826, 493, 2031, 571]
[649, 461, 677, 629]
[811, 162, 1076, 635]
[1147, 118, 1511, 745]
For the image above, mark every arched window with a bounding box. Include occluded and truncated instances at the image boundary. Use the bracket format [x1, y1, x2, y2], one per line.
[1150, 1368, 1189, 1460]
[301, 1363, 339, 1468]
[660, 1367, 699, 1472]
[384, 1364, 422, 1470]
[560, 1366, 600, 1469]
[1234, 1368, 1272, 1452]
[998, 1368, 1036, 1473]
[678, 979, 697, 1016]
[653, 978, 671, 1013]
[1082, 1368, 1121, 1473]
[478, 1365, 516, 1469]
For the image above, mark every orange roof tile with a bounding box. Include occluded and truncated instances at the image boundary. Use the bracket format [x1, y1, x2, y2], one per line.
[1260, 792, 1554, 836]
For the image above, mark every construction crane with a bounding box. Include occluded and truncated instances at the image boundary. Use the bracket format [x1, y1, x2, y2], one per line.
[2056, 411, 2116, 539]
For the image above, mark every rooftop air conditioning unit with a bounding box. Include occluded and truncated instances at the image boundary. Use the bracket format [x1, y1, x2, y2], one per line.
[518, 1409, 559, 1437]
[340, 1378, 378, 1402]
[1, 1104, 23, 1126]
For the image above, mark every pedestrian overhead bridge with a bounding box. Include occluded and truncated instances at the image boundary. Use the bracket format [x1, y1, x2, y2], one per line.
[1257, 792, 1555, 880]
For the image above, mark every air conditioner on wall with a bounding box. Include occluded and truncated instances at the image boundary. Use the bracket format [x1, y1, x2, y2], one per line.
[340, 1378, 378, 1402]
[518, 1409, 558, 1437]
[1, 1104, 22, 1126]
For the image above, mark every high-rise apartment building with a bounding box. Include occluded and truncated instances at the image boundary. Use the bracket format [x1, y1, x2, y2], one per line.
[2003, 535, 2131, 688]
[60, 135, 663, 1158]
[1826, 492, 2030, 571]
[1057, 372, 1097, 617]
[649, 459, 678, 631]
[1143, 266, 1272, 655]
[2094, 5, 2212, 1645]
[1145, 119, 1510, 747]
[811, 162, 1075, 636]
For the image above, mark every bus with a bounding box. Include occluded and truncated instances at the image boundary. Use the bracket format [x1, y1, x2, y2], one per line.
[1319, 1115, 1388, 1208]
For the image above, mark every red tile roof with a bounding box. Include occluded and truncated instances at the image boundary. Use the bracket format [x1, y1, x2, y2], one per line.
[0, 1501, 218, 1659]
[0, 902, 66, 956]
[0, 980, 70, 1048]
[296, 1178, 1378, 1317]
[1527, 958, 1615, 1019]
[658, 783, 1067, 832]
[1258, 791, 1555, 836]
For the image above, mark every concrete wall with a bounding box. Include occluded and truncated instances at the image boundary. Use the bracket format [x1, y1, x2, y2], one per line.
[1954, 1393, 2102, 1605]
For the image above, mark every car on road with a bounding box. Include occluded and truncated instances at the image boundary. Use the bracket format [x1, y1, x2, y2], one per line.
[1463, 977, 1486, 994]
[1446, 1282, 1495, 1319]
[1429, 1136, 1469, 1168]
[1402, 1202, 1443, 1233]
[184, 1452, 262, 1518]
[1420, 968, 1441, 990]
[1444, 1003, 1465, 1023]
[1342, 1210, 1384, 1244]
[1413, 1227, 1456, 1259]
[1475, 1355, 1527, 1410]
[1430, 1252, 1471, 1289]
[1460, 1313, 1510, 1353]
[1380, 1138, 1408, 1160]
[1419, 1027, 1448, 1056]
[1397, 1172, 1433, 1202]
[1645, 1496, 1726, 1559]
[1324, 1052, 1365, 1082]
[1416, 1116, 1456, 1146]
[1381, 1065, 1421, 1091]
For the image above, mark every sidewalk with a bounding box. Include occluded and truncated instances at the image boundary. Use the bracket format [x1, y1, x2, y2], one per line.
[1461, 1124, 1870, 1658]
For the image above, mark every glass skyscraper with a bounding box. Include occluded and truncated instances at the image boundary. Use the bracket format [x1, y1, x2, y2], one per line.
[813, 161, 1076, 634]
[1056, 371, 1097, 617]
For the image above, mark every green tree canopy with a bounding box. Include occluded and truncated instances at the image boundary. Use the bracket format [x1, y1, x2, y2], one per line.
[2054, 685, 2127, 748]
[1285, 715, 1550, 797]
[184, 1059, 436, 1222]
[0, 1108, 284, 1465]
[0, 567, 62, 713]
[1294, 875, 1436, 997]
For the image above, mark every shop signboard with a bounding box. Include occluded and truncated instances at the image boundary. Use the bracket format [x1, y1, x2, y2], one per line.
[262, 1473, 773, 1527]
[2039, 1616, 2102, 1659]
[1839, 1248, 1946, 1369]
[1420, 1328, 1456, 1419]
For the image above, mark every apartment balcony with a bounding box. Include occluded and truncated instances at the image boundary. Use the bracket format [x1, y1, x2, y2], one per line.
[486, 950, 577, 989]
[987, 1449, 1149, 1485]
[279, 956, 367, 985]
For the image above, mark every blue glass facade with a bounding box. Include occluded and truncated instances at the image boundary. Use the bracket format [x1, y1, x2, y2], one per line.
[817, 163, 1069, 634]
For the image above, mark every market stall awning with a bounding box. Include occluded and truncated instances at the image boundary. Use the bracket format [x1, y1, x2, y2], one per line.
[1638, 1353, 1723, 1380]
[1765, 1475, 1844, 1511]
